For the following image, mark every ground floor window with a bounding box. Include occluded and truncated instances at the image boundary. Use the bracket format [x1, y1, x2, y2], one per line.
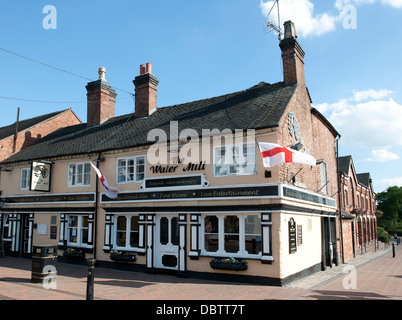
[114, 215, 139, 250]
[202, 213, 262, 258]
[67, 215, 89, 247]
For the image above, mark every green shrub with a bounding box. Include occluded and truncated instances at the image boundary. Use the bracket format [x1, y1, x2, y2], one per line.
[378, 227, 391, 243]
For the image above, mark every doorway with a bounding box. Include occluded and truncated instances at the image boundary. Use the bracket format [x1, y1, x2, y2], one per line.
[155, 215, 179, 270]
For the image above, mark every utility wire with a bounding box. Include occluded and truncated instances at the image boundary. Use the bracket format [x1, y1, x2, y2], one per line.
[0, 95, 132, 104]
[0, 47, 134, 97]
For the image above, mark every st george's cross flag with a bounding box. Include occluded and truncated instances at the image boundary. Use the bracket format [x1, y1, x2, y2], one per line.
[257, 142, 316, 168]
[90, 162, 118, 199]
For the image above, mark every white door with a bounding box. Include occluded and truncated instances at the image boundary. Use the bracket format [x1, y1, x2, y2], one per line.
[155, 215, 179, 270]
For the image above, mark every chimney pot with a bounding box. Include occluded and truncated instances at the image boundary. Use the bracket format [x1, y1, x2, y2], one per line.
[140, 64, 146, 75]
[98, 67, 106, 81]
[146, 63, 152, 74]
[284, 20, 297, 39]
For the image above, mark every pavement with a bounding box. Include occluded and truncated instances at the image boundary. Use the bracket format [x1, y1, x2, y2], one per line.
[0, 241, 401, 302]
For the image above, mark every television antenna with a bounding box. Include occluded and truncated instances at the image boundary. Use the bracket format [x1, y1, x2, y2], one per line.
[264, 0, 282, 41]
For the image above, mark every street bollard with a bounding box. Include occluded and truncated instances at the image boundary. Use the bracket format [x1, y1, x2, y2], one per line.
[392, 243, 396, 258]
[86, 258, 96, 300]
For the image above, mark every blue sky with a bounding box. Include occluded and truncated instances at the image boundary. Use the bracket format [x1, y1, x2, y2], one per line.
[0, 0, 401, 193]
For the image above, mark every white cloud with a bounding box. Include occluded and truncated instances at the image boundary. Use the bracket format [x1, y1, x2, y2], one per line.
[260, 0, 402, 37]
[376, 177, 402, 191]
[314, 89, 402, 148]
[364, 149, 400, 162]
[260, 0, 338, 37]
[381, 0, 402, 8]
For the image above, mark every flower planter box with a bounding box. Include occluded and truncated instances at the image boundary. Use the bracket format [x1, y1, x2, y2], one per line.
[210, 259, 247, 271]
[110, 253, 136, 262]
[63, 251, 85, 259]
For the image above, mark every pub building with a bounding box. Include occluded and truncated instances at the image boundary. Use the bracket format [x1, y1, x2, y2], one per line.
[0, 21, 341, 286]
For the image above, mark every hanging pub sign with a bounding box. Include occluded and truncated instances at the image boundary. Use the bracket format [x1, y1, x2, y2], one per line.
[289, 217, 297, 254]
[30, 161, 52, 192]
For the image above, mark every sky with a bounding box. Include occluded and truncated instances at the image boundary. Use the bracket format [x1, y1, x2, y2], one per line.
[0, 0, 401, 193]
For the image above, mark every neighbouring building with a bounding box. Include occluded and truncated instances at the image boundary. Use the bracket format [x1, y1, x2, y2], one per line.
[338, 155, 377, 262]
[0, 21, 342, 286]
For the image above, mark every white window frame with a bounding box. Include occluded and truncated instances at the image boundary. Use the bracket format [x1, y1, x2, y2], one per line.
[20, 168, 31, 190]
[200, 213, 262, 259]
[213, 142, 256, 178]
[68, 162, 91, 187]
[113, 215, 140, 251]
[319, 162, 328, 195]
[116, 156, 145, 184]
[66, 215, 90, 248]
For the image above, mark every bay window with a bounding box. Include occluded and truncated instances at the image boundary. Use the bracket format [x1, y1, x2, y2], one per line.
[202, 214, 262, 258]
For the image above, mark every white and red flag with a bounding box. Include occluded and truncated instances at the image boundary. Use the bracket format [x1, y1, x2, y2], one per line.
[90, 162, 118, 199]
[257, 142, 316, 168]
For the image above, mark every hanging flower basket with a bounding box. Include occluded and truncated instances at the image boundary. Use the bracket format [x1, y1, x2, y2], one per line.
[210, 258, 247, 271]
[110, 250, 136, 262]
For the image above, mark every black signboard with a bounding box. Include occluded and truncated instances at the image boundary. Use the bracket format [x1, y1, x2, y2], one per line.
[289, 218, 297, 254]
[0, 232, 4, 258]
[145, 176, 202, 189]
[283, 187, 336, 208]
[102, 185, 279, 202]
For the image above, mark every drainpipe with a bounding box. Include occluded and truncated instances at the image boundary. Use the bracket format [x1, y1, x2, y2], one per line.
[336, 136, 345, 264]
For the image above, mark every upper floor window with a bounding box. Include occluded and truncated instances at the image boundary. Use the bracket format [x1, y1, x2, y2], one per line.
[213, 143, 256, 177]
[20, 168, 31, 190]
[116, 156, 145, 184]
[319, 162, 328, 195]
[68, 162, 91, 187]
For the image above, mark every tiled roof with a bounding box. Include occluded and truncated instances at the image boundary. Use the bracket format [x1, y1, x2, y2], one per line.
[0, 109, 68, 142]
[1, 82, 297, 164]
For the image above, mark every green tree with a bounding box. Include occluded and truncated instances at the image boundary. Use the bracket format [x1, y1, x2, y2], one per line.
[377, 186, 402, 230]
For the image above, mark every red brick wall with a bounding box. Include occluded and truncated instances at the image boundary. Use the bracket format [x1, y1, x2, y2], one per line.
[0, 109, 81, 162]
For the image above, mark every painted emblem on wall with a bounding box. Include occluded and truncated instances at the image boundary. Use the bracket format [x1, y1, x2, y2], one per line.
[288, 113, 305, 149]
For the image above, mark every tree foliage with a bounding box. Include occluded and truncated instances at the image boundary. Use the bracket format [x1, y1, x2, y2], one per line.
[377, 186, 402, 228]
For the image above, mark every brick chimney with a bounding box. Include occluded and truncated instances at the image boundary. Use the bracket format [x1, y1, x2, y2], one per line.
[86, 67, 117, 126]
[133, 63, 159, 118]
[279, 21, 306, 86]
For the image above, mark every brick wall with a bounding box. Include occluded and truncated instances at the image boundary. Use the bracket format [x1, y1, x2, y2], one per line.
[0, 109, 81, 162]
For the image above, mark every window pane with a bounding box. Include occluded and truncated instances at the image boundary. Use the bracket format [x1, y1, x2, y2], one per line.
[69, 165, 76, 185]
[171, 217, 179, 246]
[68, 216, 78, 243]
[224, 216, 239, 253]
[116, 216, 127, 247]
[77, 164, 83, 184]
[136, 157, 145, 181]
[127, 159, 135, 181]
[245, 215, 261, 254]
[81, 216, 89, 245]
[130, 216, 139, 247]
[204, 216, 219, 252]
[245, 235, 261, 255]
[117, 159, 126, 183]
[84, 163, 91, 185]
[160, 217, 168, 245]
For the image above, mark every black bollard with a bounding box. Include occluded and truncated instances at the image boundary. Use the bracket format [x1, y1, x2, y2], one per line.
[86, 258, 96, 300]
[392, 243, 396, 258]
